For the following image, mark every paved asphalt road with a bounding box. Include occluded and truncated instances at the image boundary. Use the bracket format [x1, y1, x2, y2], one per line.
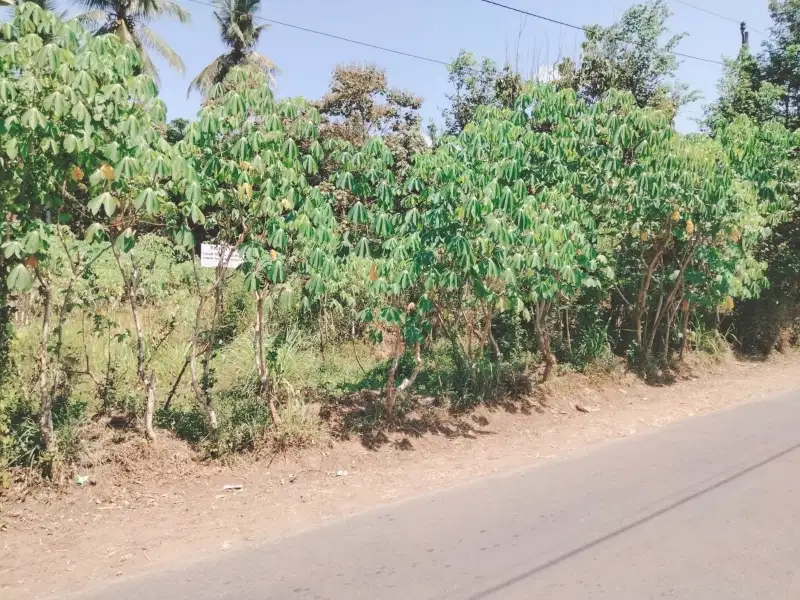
[81, 390, 800, 599]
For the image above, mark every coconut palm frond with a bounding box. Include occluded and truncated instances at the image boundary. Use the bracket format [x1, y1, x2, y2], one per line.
[73, 0, 188, 76]
[72, 9, 108, 27]
[154, 0, 190, 22]
[136, 0, 190, 24]
[245, 51, 278, 87]
[190, 0, 278, 98]
[109, 16, 136, 45]
[139, 25, 184, 73]
[72, 0, 116, 12]
[188, 56, 223, 98]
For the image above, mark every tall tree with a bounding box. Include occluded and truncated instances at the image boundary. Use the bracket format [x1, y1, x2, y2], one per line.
[706, 47, 783, 128]
[762, 0, 800, 130]
[75, 0, 190, 79]
[316, 63, 426, 174]
[704, 1, 800, 354]
[439, 51, 521, 135]
[3, 0, 61, 11]
[187, 0, 277, 98]
[557, 0, 697, 120]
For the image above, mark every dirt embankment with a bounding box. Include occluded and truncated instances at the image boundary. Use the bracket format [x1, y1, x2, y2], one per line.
[2, 353, 800, 599]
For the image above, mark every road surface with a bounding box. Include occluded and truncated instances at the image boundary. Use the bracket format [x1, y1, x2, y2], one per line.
[81, 390, 800, 599]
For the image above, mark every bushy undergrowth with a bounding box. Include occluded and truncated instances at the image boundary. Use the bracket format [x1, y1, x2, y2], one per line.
[1, 5, 798, 486]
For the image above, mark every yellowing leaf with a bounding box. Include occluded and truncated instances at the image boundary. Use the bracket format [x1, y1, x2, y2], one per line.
[269, 249, 277, 260]
[100, 163, 115, 181]
[685, 220, 694, 235]
[71, 166, 84, 182]
[640, 231, 648, 242]
[369, 264, 378, 281]
[671, 210, 681, 222]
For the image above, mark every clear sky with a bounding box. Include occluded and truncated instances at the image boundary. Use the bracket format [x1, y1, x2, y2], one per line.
[143, 0, 772, 132]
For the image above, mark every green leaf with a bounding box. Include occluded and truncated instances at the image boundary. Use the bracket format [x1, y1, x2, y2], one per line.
[2, 241, 23, 259]
[7, 264, 33, 292]
[85, 222, 105, 242]
[135, 188, 153, 210]
[63, 134, 78, 154]
[270, 228, 287, 250]
[305, 273, 325, 297]
[114, 230, 135, 253]
[379, 306, 403, 327]
[174, 226, 195, 249]
[185, 181, 202, 205]
[354, 237, 370, 259]
[190, 204, 205, 225]
[22, 230, 41, 254]
[5, 138, 18, 160]
[89, 192, 113, 216]
[347, 201, 369, 224]
[21, 107, 46, 130]
[267, 260, 286, 283]
[88, 169, 105, 187]
[115, 156, 138, 179]
[0, 79, 16, 102]
[302, 154, 318, 175]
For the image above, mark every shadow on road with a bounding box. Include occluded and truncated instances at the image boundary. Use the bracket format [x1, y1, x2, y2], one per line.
[466, 440, 800, 599]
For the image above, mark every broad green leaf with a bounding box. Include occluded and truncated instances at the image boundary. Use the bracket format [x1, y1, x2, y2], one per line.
[22, 230, 41, 254]
[190, 204, 205, 225]
[21, 107, 46, 130]
[5, 138, 18, 160]
[7, 264, 33, 292]
[347, 201, 368, 224]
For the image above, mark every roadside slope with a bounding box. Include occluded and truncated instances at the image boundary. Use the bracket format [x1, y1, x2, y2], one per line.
[80, 388, 800, 600]
[2, 354, 800, 598]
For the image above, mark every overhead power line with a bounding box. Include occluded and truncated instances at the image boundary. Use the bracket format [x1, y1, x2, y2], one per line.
[181, 0, 449, 66]
[670, 0, 767, 37]
[480, 0, 725, 66]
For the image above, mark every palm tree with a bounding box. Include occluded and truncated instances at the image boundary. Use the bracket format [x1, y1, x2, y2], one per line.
[75, 0, 191, 80]
[188, 0, 277, 98]
[3, 0, 64, 12]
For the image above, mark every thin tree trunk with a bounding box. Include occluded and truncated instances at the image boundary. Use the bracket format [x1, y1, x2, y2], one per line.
[679, 302, 692, 361]
[398, 341, 423, 394]
[113, 246, 157, 439]
[489, 331, 502, 360]
[37, 277, 55, 453]
[163, 356, 189, 412]
[635, 247, 665, 356]
[0, 230, 11, 392]
[384, 328, 404, 419]
[144, 372, 157, 441]
[534, 301, 556, 381]
[479, 304, 493, 359]
[564, 308, 572, 353]
[646, 292, 665, 358]
[466, 310, 474, 363]
[254, 290, 280, 425]
[664, 308, 674, 363]
[645, 249, 694, 359]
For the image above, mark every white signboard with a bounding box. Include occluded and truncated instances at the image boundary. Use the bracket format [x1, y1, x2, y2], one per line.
[200, 243, 243, 269]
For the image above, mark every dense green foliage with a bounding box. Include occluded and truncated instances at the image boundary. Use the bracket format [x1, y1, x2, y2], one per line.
[0, 2, 798, 477]
[705, 0, 800, 353]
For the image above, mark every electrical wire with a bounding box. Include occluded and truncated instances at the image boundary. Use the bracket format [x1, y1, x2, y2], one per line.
[480, 0, 725, 66]
[670, 0, 767, 37]
[181, 0, 450, 66]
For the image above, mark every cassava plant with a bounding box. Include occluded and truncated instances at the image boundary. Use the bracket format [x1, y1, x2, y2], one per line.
[176, 66, 335, 428]
[0, 4, 171, 446]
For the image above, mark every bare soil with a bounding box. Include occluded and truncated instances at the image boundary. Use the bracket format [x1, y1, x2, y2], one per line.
[2, 353, 800, 599]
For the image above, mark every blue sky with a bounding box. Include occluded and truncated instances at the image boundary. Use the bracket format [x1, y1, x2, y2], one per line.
[144, 0, 772, 132]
